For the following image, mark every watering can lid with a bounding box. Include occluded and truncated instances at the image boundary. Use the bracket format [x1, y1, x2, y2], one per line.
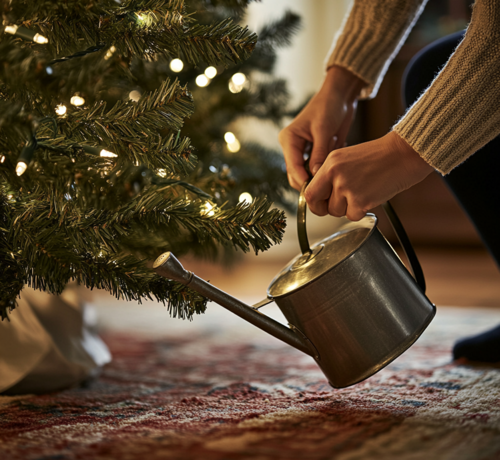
[267, 214, 377, 298]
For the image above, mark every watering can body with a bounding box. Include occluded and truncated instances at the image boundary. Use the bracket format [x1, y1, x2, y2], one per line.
[154, 187, 435, 389]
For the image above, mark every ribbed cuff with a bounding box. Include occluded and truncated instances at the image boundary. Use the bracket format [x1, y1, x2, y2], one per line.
[326, 0, 427, 99]
[393, 4, 500, 174]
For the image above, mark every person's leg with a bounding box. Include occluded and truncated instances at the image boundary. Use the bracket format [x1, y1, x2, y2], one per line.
[403, 31, 500, 362]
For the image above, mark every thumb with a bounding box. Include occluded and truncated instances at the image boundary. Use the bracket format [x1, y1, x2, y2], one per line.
[309, 138, 333, 176]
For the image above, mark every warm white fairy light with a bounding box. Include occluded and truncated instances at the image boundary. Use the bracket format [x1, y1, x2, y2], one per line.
[203, 202, 215, 217]
[4, 25, 48, 44]
[239, 192, 253, 204]
[195, 74, 210, 87]
[33, 33, 48, 44]
[4, 25, 18, 35]
[170, 58, 184, 72]
[55, 104, 67, 116]
[157, 168, 167, 177]
[129, 90, 141, 102]
[0, 155, 5, 163]
[231, 73, 247, 86]
[16, 161, 27, 176]
[70, 95, 85, 106]
[204, 66, 217, 79]
[224, 132, 236, 144]
[228, 72, 247, 94]
[227, 139, 241, 153]
[104, 45, 117, 60]
[100, 149, 117, 158]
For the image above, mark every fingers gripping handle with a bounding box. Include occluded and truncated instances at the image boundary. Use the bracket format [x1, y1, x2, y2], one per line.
[296, 182, 426, 293]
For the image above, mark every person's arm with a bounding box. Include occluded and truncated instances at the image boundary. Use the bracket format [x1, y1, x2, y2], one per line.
[280, 0, 428, 190]
[306, 0, 500, 221]
[394, 0, 500, 173]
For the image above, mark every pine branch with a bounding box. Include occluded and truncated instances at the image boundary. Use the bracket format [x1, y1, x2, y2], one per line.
[244, 10, 301, 73]
[54, 79, 197, 172]
[10, 1, 257, 67]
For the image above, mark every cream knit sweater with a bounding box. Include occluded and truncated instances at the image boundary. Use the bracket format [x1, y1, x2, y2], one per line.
[326, 0, 500, 174]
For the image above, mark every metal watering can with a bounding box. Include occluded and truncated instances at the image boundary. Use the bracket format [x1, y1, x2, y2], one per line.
[154, 184, 436, 388]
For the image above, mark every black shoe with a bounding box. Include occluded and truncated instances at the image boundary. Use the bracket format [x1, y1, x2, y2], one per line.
[453, 324, 500, 363]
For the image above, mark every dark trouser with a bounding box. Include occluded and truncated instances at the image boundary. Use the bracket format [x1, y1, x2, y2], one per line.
[403, 31, 500, 269]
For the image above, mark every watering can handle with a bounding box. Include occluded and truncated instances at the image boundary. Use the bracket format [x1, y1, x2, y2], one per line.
[297, 182, 426, 294]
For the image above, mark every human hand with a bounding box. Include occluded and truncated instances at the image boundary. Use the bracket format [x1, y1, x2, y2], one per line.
[279, 66, 367, 190]
[304, 131, 434, 221]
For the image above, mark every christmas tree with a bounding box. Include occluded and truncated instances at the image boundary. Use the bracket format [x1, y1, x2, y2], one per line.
[0, 0, 299, 320]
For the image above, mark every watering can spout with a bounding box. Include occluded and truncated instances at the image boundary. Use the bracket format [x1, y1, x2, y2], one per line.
[153, 252, 317, 358]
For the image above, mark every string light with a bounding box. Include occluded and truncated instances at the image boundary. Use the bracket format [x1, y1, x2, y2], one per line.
[4, 25, 48, 44]
[99, 149, 118, 158]
[195, 74, 210, 87]
[16, 162, 27, 176]
[157, 169, 167, 177]
[227, 139, 241, 152]
[104, 45, 116, 60]
[55, 104, 67, 116]
[70, 95, 85, 106]
[224, 132, 236, 144]
[16, 138, 37, 176]
[135, 12, 152, 26]
[224, 132, 241, 152]
[33, 34, 48, 44]
[229, 73, 247, 93]
[81, 145, 117, 158]
[203, 202, 216, 217]
[239, 192, 253, 204]
[0, 156, 5, 163]
[170, 58, 184, 72]
[129, 90, 141, 102]
[204, 66, 217, 79]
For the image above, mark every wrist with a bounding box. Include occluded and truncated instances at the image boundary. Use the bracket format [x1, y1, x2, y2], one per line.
[389, 131, 434, 175]
[323, 65, 367, 103]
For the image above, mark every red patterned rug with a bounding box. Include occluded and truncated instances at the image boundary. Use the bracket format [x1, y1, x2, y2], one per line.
[1, 307, 500, 460]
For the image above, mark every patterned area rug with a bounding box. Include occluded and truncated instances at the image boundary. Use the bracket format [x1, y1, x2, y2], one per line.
[1, 306, 500, 460]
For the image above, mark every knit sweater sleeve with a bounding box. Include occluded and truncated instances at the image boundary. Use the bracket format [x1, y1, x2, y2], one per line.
[326, 0, 428, 100]
[393, 0, 500, 174]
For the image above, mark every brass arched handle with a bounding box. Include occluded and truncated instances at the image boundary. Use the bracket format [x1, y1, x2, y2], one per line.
[297, 180, 312, 255]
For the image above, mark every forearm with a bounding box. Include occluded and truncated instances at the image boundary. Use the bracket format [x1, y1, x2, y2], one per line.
[326, 0, 428, 99]
[394, 0, 500, 174]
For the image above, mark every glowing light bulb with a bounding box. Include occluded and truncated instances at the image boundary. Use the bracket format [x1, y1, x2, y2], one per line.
[195, 74, 210, 87]
[55, 104, 67, 116]
[224, 132, 236, 144]
[239, 192, 253, 204]
[227, 139, 241, 153]
[203, 202, 215, 217]
[104, 45, 116, 60]
[33, 33, 48, 44]
[229, 72, 248, 93]
[231, 73, 247, 86]
[4, 25, 18, 35]
[70, 95, 85, 106]
[0, 155, 5, 163]
[157, 168, 167, 178]
[100, 149, 117, 158]
[170, 58, 184, 72]
[204, 66, 217, 79]
[129, 90, 141, 102]
[16, 162, 27, 176]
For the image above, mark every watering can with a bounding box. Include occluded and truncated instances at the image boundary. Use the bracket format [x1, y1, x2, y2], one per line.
[154, 183, 436, 388]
